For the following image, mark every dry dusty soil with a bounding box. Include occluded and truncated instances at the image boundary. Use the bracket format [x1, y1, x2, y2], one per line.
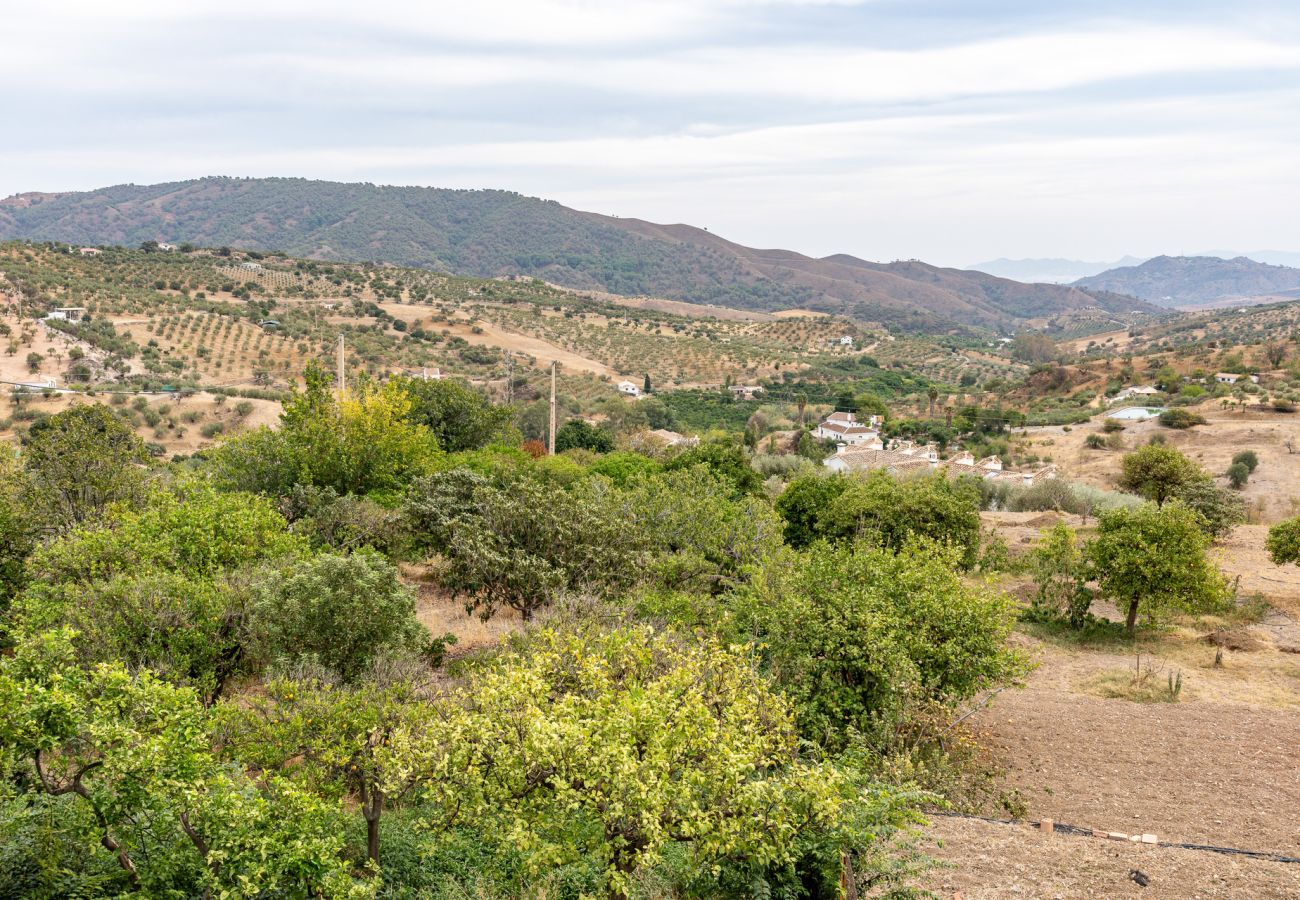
[923, 516, 1300, 898]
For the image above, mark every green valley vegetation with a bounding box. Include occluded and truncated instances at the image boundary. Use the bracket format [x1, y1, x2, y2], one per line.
[0, 372, 1043, 899]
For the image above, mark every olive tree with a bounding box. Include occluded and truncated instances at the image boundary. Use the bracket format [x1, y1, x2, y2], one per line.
[407, 469, 642, 620]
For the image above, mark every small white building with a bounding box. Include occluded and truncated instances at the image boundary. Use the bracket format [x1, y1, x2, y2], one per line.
[157, 242, 177, 252]
[238, 262, 264, 272]
[45, 307, 87, 323]
[1114, 385, 1161, 402]
[1215, 373, 1242, 384]
[839, 335, 854, 347]
[617, 380, 642, 397]
[77, 247, 100, 256]
[729, 384, 764, 400]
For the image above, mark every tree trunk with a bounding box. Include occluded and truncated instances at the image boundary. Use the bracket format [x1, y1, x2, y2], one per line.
[1125, 600, 1139, 636]
[363, 784, 383, 866]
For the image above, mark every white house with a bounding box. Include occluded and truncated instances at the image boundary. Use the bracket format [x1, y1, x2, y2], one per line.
[157, 242, 177, 252]
[839, 335, 854, 347]
[617, 380, 642, 397]
[813, 410, 881, 445]
[729, 384, 764, 400]
[1216, 373, 1242, 384]
[237, 262, 264, 272]
[77, 247, 100, 256]
[825, 443, 1054, 486]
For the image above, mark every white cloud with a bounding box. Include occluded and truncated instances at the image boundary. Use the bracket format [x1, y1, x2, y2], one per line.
[3, 2, 1300, 262]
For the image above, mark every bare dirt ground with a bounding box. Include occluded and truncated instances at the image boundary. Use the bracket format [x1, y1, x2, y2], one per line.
[1022, 406, 1300, 524]
[924, 816, 1300, 898]
[378, 302, 616, 377]
[406, 566, 521, 657]
[930, 514, 1300, 896]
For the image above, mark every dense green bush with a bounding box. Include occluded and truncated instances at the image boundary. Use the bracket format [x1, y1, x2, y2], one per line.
[819, 471, 983, 568]
[728, 541, 1027, 749]
[252, 550, 425, 681]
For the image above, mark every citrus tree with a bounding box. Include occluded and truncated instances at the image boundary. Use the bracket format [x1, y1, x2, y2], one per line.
[1087, 502, 1231, 635]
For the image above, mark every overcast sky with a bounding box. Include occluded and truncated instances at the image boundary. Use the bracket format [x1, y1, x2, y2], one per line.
[5, 0, 1300, 266]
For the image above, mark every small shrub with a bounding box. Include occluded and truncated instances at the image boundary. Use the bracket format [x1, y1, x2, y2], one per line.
[1158, 408, 1206, 429]
[1226, 461, 1250, 489]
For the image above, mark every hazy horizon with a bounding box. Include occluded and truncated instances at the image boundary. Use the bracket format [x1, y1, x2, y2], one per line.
[6, 1, 1300, 267]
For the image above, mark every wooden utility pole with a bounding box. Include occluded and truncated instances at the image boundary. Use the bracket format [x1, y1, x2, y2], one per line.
[548, 361, 557, 455]
[336, 334, 346, 394]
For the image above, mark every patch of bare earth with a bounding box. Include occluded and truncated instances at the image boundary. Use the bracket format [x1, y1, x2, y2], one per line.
[930, 512, 1300, 896]
[924, 816, 1300, 899]
[404, 564, 520, 656]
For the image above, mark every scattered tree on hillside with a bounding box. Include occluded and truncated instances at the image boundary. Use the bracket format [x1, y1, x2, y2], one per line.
[1087, 502, 1230, 636]
[1117, 443, 1201, 506]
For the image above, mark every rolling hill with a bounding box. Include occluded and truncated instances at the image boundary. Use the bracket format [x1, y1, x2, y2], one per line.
[1074, 255, 1300, 307]
[0, 177, 1159, 331]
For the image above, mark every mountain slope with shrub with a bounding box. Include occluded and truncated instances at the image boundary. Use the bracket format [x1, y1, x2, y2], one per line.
[1, 177, 1158, 331]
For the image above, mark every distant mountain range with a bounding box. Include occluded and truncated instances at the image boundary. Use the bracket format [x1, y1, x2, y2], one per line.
[1072, 255, 1300, 307]
[0, 176, 1159, 332]
[965, 256, 1144, 284]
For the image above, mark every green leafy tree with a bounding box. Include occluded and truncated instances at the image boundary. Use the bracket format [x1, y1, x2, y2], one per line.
[1170, 477, 1245, 537]
[555, 418, 615, 453]
[1028, 523, 1091, 627]
[12, 573, 247, 705]
[730, 541, 1027, 749]
[21, 404, 149, 532]
[1087, 502, 1231, 636]
[398, 626, 923, 900]
[1158, 408, 1206, 429]
[774, 473, 850, 549]
[26, 481, 305, 584]
[587, 450, 661, 485]
[1226, 461, 1250, 489]
[0, 630, 369, 897]
[406, 470, 641, 620]
[820, 470, 983, 568]
[662, 443, 761, 497]
[397, 376, 514, 451]
[1266, 517, 1300, 566]
[212, 365, 439, 498]
[252, 550, 426, 681]
[621, 466, 784, 593]
[1231, 450, 1259, 473]
[1117, 443, 1202, 506]
[214, 676, 441, 869]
